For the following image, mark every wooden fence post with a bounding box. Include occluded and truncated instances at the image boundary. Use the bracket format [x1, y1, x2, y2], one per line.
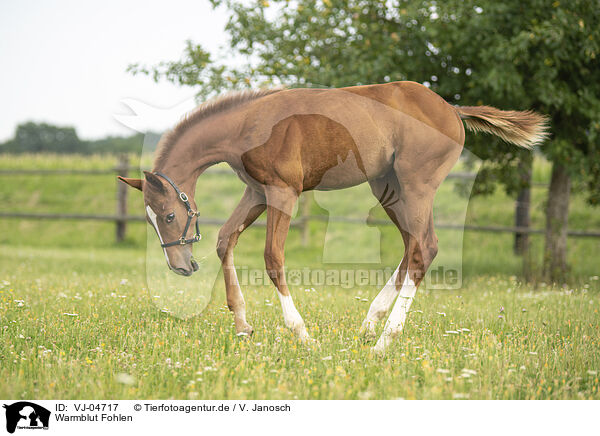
[115, 155, 129, 242]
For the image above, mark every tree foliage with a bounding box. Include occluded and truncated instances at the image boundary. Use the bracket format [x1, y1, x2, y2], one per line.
[0, 122, 159, 155]
[86, 132, 160, 154]
[1, 122, 84, 154]
[130, 0, 600, 203]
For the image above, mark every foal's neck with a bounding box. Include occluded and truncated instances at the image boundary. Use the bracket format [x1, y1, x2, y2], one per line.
[153, 110, 243, 196]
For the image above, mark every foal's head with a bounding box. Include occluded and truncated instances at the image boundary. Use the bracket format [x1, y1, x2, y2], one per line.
[119, 171, 200, 276]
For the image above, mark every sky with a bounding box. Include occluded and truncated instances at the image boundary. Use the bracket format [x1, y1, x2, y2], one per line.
[0, 0, 230, 141]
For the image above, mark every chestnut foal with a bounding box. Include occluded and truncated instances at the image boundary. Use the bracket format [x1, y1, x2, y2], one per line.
[119, 81, 548, 351]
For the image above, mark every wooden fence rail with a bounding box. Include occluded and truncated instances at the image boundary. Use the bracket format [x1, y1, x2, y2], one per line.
[1, 155, 599, 242]
[3, 211, 599, 238]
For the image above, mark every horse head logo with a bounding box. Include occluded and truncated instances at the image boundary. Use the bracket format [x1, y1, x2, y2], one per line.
[3, 402, 50, 434]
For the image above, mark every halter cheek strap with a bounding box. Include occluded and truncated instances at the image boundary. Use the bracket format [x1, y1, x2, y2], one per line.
[153, 172, 202, 247]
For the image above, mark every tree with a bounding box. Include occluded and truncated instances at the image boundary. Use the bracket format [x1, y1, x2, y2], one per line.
[130, 0, 600, 282]
[0, 123, 162, 155]
[1, 122, 85, 154]
[86, 132, 161, 154]
[428, 0, 600, 282]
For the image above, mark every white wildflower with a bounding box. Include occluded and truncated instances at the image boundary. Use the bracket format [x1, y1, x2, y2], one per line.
[115, 373, 135, 386]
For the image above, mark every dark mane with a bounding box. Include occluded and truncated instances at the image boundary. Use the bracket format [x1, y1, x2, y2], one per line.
[153, 87, 284, 170]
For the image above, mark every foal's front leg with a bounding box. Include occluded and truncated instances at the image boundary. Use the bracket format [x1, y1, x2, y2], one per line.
[216, 187, 266, 336]
[264, 190, 312, 342]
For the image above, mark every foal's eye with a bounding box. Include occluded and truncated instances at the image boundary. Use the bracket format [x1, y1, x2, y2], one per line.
[166, 212, 175, 223]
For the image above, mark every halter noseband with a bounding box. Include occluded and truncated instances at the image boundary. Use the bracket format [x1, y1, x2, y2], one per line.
[153, 172, 202, 248]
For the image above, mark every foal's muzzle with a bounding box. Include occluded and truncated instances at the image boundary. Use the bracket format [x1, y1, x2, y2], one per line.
[170, 257, 199, 277]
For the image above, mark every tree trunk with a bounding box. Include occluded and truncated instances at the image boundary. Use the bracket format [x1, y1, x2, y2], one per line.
[514, 156, 532, 255]
[543, 162, 571, 283]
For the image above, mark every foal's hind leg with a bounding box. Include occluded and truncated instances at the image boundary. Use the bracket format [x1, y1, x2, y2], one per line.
[372, 159, 451, 351]
[370, 137, 461, 351]
[216, 187, 266, 336]
[373, 195, 437, 352]
[360, 176, 408, 339]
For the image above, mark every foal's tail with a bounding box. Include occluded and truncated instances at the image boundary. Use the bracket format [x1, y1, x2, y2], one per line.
[456, 105, 549, 149]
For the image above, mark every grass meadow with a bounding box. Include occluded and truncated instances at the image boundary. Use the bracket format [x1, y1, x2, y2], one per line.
[0, 154, 599, 399]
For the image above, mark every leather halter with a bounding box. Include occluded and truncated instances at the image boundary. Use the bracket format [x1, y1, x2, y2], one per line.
[153, 172, 202, 248]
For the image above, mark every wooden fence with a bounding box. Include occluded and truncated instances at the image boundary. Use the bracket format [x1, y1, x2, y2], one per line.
[2, 155, 600, 242]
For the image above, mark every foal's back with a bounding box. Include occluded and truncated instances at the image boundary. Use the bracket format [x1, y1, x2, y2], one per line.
[238, 81, 464, 192]
[340, 81, 465, 145]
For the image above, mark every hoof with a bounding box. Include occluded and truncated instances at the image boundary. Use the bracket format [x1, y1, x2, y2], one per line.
[236, 324, 254, 338]
[361, 330, 377, 343]
[359, 322, 377, 343]
[371, 344, 386, 355]
[296, 329, 320, 348]
[371, 336, 390, 354]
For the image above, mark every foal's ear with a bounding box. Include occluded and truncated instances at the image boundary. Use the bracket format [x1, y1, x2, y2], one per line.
[143, 171, 166, 194]
[117, 176, 143, 191]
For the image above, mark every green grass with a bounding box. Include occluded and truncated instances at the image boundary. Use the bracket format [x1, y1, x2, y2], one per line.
[1, 244, 599, 399]
[0, 153, 599, 399]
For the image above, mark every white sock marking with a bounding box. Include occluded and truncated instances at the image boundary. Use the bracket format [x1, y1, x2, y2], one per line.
[362, 262, 403, 331]
[374, 270, 417, 351]
[277, 293, 308, 340]
[146, 205, 171, 268]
